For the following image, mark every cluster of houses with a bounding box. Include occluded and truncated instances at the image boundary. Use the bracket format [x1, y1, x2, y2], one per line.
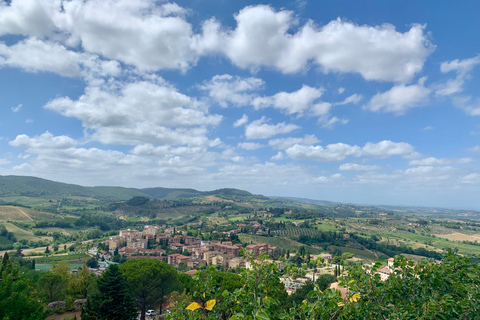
[104, 225, 280, 270]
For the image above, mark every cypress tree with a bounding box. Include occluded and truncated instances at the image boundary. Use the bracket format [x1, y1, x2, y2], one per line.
[81, 264, 137, 320]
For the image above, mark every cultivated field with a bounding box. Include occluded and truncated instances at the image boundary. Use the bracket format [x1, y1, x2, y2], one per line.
[434, 232, 480, 242]
[239, 234, 322, 254]
[0, 205, 57, 222]
[2, 222, 52, 242]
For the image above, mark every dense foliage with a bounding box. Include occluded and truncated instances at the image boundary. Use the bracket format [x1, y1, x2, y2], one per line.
[166, 252, 480, 320]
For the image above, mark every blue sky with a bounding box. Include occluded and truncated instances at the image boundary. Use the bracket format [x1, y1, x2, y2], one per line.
[0, 0, 480, 210]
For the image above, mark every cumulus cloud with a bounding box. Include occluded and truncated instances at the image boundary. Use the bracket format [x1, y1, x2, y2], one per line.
[318, 116, 349, 128]
[408, 157, 473, 166]
[334, 94, 362, 106]
[0, 2, 434, 80]
[286, 140, 418, 162]
[11, 104, 22, 112]
[0, 158, 10, 165]
[233, 114, 249, 127]
[270, 152, 284, 161]
[339, 163, 380, 171]
[0, 37, 120, 78]
[364, 77, 430, 115]
[0, 0, 60, 37]
[245, 117, 299, 139]
[199, 5, 433, 81]
[44, 79, 222, 146]
[461, 173, 480, 184]
[452, 96, 480, 116]
[269, 134, 320, 150]
[199, 74, 264, 107]
[252, 85, 325, 115]
[10, 131, 78, 149]
[238, 142, 263, 150]
[313, 173, 343, 183]
[436, 54, 480, 96]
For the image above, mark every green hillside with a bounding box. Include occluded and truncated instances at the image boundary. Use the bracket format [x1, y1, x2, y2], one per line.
[0, 175, 260, 202]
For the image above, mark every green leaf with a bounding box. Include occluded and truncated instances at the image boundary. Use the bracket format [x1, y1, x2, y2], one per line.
[256, 310, 270, 320]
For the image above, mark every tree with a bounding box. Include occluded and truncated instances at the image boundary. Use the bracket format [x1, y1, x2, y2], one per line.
[38, 272, 65, 302]
[71, 261, 96, 299]
[82, 264, 137, 320]
[0, 262, 47, 320]
[120, 259, 179, 320]
[86, 257, 99, 268]
[45, 246, 50, 254]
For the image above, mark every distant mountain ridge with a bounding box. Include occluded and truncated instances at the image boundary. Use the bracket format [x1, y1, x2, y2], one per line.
[0, 175, 257, 201]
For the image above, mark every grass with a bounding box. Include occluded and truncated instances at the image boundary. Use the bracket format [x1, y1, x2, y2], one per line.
[3, 222, 52, 241]
[35, 263, 84, 271]
[34, 252, 90, 263]
[227, 214, 251, 222]
[239, 234, 322, 254]
[380, 231, 480, 256]
[329, 245, 379, 262]
[0, 236, 14, 245]
[274, 217, 302, 222]
[315, 223, 339, 232]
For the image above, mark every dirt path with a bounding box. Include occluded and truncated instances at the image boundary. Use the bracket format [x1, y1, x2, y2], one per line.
[17, 208, 34, 221]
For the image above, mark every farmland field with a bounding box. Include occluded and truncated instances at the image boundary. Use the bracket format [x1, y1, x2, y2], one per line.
[0, 205, 68, 222]
[273, 227, 319, 237]
[315, 223, 339, 232]
[380, 231, 480, 256]
[239, 234, 322, 254]
[328, 245, 379, 261]
[2, 222, 52, 241]
[434, 232, 480, 242]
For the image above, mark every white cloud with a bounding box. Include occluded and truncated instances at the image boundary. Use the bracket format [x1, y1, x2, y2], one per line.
[0, 37, 120, 78]
[10, 131, 78, 149]
[313, 173, 343, 183]
[269, 134, 320, 150]
[364, 77, 430, 115]
[0, 2, 434, 80]
[339, 163, 380, 171]
[199, 5, 433, 81]
[334, 94, 362, 106]
[286, 140, 418, 162]
[0, 158, 10, 165]
[362, 140, 419, 159]
[245, 117, 299, 140]
[44, 79, 222, 146]
[461, 173, 480, 184]
[270, 152, 284, 161]
[452, 96, 480, 116]
[318, 116, 349, 128]
[238, 142, 263, 150]
[11, 104, 22, 112]
[233, 114, 249, 127]
[60, 0, 198, 72]
[0, 0, 60, 37]
[252, 85, 324, 115]
[436, 54, 480, 96]
[286, 143, 362, 162]
[199, 74, 264, 107]
[466, 146, 480, 153]
[423, 126, 434, 131]
[408, 157, 473, 166]
[337, 87, 345, 94]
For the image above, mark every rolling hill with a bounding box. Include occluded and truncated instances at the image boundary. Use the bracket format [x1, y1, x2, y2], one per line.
[0, 175, 261, 201]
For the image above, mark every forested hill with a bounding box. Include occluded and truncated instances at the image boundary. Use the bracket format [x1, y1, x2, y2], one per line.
[0, 175, 259, 201]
